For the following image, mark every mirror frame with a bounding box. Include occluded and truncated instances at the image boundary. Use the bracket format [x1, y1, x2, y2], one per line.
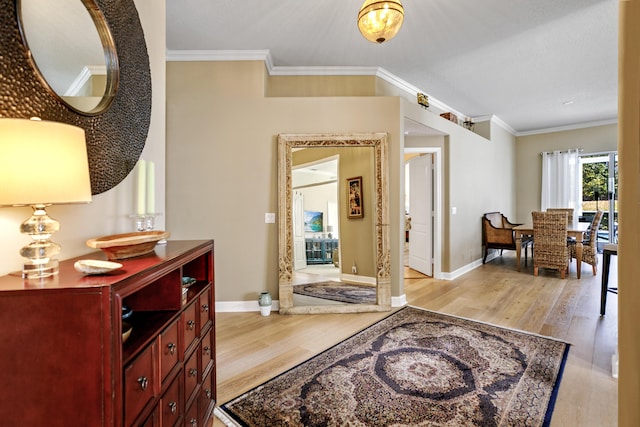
[2, 0, 151, 195]
[277, 133, 391, 314]
[17, 0, 119, 115]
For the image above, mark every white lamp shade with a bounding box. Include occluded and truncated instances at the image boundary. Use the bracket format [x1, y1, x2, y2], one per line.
[0, 118, 92, 206]
[358, 0, 404, 44]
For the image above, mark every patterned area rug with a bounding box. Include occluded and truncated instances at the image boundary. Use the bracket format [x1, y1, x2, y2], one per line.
[219, 306, 569, 427]
[293, 281, 377, 304]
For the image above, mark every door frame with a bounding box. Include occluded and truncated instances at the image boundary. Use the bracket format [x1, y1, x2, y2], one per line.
[404, 147, 442, 279]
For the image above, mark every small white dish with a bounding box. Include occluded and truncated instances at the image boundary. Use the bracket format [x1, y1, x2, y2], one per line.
[74, 259, 123, 275]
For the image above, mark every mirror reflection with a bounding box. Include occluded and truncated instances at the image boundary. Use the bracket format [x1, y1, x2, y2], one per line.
[18, 0, 118, 114]
[278, 133, 391, 315]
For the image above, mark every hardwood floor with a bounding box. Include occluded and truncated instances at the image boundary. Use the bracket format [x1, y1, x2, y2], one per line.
[211, 252, 618, 426]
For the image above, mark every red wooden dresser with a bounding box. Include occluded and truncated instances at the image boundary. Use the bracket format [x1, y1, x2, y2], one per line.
[0, 240, 216, 427]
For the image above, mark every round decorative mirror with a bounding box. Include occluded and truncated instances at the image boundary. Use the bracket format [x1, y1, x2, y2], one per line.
[2, 0, 151, 195]
[17, 0, 118, 115]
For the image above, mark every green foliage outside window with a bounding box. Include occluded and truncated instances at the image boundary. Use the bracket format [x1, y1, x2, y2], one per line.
[582, 162, 613, 200]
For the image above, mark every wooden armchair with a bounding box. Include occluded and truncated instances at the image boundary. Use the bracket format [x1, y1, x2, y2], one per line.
[482, 212, 530, 264]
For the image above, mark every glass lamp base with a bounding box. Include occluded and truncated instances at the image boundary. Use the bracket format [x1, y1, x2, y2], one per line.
[22, 259, 59, 279]
[19, 205, 61, 279]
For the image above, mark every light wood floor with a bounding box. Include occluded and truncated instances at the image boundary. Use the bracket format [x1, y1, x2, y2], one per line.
[211, 252, 618, 426]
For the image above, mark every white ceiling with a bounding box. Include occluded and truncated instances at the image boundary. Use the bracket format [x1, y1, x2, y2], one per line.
[167, 0, 618, 134]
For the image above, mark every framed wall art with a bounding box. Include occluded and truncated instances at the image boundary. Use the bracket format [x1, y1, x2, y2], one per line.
[304, 210, 323, 232]
[347, 176, 364, 219]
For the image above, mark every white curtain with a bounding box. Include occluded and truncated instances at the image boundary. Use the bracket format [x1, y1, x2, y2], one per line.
[541, 149, 581, 218]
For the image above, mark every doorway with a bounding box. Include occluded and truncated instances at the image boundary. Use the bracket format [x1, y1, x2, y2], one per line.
[403, 147, 442, 279]
[406, 154, 433, 276]
[579, 152, 618, 250]
[292, 158, 340, 275]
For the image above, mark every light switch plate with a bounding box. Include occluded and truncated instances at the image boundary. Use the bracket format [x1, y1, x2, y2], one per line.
[265, 213, 276, 223]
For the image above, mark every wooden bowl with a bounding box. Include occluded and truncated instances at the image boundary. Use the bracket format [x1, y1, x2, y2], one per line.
[122, 322, 133, 344]
[86, 231, 170, 260]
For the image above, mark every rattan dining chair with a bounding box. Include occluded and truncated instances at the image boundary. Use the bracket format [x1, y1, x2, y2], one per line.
[532, 211, 570, 278]
[547, 208, 574, 224]
[570, 210, 604, 276]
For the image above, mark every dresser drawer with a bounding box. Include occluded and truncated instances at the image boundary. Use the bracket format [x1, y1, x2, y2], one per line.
[201, 330, 214, 376]
[182, 301, 198, 355]
[185, 400, 199, 427]
[160, 318, 180, 383]
[124, 342, 157, 427]
[199, 291, 211, 334]
[160, 375, 183, 427]
[199, 367, 215, 422]
[184, 350, 199, 403]
[140, 406, 158, 427]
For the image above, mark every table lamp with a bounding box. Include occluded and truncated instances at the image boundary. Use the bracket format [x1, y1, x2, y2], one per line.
[0, 118, 92, 279]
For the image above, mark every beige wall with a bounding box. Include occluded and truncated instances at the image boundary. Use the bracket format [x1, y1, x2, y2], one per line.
[515, 124, 617, 223]
[165, 61, 627, 312]
[0, 0, 166, 276]
[166, 61, 403, 302]
[402, 103, 518, 273]
[166, 61, 525, 301]
[267, 75, 377, 97]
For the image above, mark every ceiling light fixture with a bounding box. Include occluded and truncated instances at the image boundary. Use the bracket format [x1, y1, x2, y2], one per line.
[357, 0, 404, 44]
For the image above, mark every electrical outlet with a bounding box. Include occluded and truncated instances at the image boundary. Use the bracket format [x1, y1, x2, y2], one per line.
[352, 262, 357, 274]
[265, 213, 275, 223]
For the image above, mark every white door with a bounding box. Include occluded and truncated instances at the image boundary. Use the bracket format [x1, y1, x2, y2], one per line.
[408, 154, 433, 276]
[293, 191, 307, 270]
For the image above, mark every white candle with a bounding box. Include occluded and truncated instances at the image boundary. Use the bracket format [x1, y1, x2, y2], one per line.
[146, 160, 155, 214]
[136, 159, 146, 215]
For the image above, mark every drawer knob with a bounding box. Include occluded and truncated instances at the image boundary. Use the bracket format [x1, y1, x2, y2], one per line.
[189, 368, 198, 377]
[187, 320, 196, 331]
[167, 342, 177, 355]
[203, 346, 211, 356]
[169, 401, 177, 414]
[202, 304, 209, 312]
[190, 419, 197, 426]
[205, 388, 212, 399]
[137, 376, 149, 391]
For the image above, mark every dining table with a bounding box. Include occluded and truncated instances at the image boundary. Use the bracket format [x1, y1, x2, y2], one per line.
[513, 221, 591, 278]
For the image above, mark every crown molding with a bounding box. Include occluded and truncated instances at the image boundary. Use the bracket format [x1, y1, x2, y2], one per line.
[166, 49, 466, 121]
[166, 49, 271, 63]
[165, 49, 615, 137]
[516, 118, 618, 137]
[64, 65, 107, 96]
[491, 115, 518, 135]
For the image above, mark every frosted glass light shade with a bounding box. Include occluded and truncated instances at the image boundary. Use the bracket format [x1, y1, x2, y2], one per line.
[0, 118, 92, 206]
[358, 0, 404, 44]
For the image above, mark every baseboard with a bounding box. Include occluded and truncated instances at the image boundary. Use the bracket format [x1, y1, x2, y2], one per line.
[439, 258, 485, 280]
[216, 300, 280, 313]
[392, 294, 407, 307]
[216, 295, 408, 312]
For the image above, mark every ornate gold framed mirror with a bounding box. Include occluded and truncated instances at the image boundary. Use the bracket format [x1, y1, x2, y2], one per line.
[278, 133, 391, 314]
